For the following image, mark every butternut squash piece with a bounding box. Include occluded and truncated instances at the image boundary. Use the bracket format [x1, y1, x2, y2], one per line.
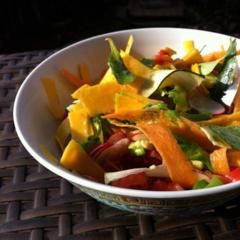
[183, 49, 203, 65]
[175, 117, 214, 152]
[227, 150, 240, 167]
[71, 82, 128, 116]
[100, 68, 117, 84]
[210, 148, 230, 175]
[55, 117, 71, 150]
[120, 51, 152, 79]
[115, 91, 157, 113]
[41, 78, 65, 120]
[182, 40, 203, 65]
[68, 103, 93, 142]
[61, 139, 104, 182]
[137, 123, 197, 188]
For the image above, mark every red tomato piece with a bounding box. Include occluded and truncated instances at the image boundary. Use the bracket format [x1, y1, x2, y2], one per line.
[226, 168, 240, 182]
[155, 54, 173, 64]
[151, 179, 183, 191]
[111, 172, 149, 190]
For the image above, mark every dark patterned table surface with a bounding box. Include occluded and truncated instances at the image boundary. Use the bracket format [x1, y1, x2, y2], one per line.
[1, 49, 240, 240]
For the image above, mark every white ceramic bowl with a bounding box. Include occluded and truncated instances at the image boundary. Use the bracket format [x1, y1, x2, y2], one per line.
[13, 28, 240, 215]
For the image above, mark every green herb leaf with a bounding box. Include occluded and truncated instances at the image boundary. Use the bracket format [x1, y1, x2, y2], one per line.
[182, 112, 212, 121]
[141, 58, 155, 68]
[199, 38, 236, 76]
[167, 85, 188, 112]
[193, 179, 209, 189]
[79, 116, 103, 151]
[206, 175, 223, 188]
[165, 110, 179, 123]
[201, 126, 230, 148]
[176, 135, 212, 171]
[210, 39, 237, 101]
[208, 125, 240, 150]
[106, 38, 135, 85]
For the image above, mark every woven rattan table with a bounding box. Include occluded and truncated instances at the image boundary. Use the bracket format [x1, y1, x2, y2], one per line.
[1, 50, 240, 240]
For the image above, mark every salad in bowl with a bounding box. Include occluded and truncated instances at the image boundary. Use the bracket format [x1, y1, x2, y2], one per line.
[42, 34, 240, 192]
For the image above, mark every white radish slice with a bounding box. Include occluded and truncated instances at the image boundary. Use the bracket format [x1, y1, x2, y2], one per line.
[104, 164, 169, 184]
[222, 55, 240, 106]
[189, 89, 225, 115]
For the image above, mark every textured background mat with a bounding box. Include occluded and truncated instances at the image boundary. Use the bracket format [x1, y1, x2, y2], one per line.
[1, 50, 240, 240]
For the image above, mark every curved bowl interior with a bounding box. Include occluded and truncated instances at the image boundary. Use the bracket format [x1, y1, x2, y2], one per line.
[13, 28, 240, 201]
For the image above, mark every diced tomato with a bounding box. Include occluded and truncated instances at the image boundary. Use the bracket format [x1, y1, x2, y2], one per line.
[159, 48, 176, 56]
[154, 48, 175, 64]
[155, 54, 173, 64]
[217, 175, 232, 184]
[111, 172, 149, 190]
[225, 168, 240, 182]
[150, 179, 184, 191]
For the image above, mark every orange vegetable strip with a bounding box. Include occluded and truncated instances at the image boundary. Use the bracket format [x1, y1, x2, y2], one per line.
[199, 112, 240, 126]
[210, 148, 230, 175]
[41, 78, 65, 120]
[202, 50, 226, 62]
[137, 123, 197, 188]
[79, 64, 91, 85]
[60, 68, 82, 87]
[227, 150, 240, 167]
[61, 139, 105, 182]
[176, 117, 214, 152]
[202, 49, 240, 62]
[104, 110, 214, 151]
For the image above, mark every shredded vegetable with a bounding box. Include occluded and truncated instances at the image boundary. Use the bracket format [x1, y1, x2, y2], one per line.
[42, 36, 240, 191]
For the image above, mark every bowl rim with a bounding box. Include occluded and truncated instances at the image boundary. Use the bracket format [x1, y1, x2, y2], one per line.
[13, 27, 240, 199]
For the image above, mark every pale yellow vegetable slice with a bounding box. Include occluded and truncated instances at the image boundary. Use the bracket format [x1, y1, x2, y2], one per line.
[68, 103, 93, 141]
[41, 78, 65, 119]
[61, 139, 104, 182]
[55, 117, 71, 150]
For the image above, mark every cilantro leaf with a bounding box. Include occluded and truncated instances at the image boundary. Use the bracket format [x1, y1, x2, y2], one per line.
[176, 135, 212, 171]
[141, 58, 155, 68]
[167, 85, 188, 112]
[210, 39, 237, 101]
[208, 125, 240, 150]
[182, 112, 212, 121]
[106, 38, 135, 85]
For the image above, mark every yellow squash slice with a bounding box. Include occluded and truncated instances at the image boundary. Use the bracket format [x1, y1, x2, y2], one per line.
[71, 82, 135, 116]
[41, 78, 65, 120]
[55, 117, 71, 150]
[210, 148, 230, 175]
[61, 139, 105, 182]
[115, 91, 157, 113]
[68, 103, 93, 142]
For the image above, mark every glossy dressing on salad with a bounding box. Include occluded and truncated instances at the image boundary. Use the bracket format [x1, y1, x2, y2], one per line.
[42, 36, 240, 191]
